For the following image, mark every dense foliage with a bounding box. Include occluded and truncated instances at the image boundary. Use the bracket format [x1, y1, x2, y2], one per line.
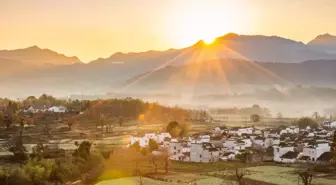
[0, 95, 190, 129]
[295, 117, 319, 129]
[0, 141, 104, 185]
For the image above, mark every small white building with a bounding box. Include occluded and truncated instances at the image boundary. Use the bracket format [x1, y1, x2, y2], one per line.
[130, 134, 149, 147]
[212, 126, 227, 136]
[48, 105, 67, 113]
[191, 134, 210, 143]
[223, 139, 247, 151]
[301, 142, 331, 162]
[254, 129, 262, 135]
[25, 105, 48, 113]
[229, 127, 253, 136]
[253, 137, 265, 148]
[156, 133, 171, 143]
[323, 121, 336, 128]
[130, 132, 171, 148]
[190, 142, 219, 163]
[241, 138, 252, 148]
[277, 151, 299, 163]
[273, 144, 295, 162]
[220, 152, 235, 161]
[26, 106, 39, 113]
[169, 140, 184, 160]
[264, 137, 280, 148]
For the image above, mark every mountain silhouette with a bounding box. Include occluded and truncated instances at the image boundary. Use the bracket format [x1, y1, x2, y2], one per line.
[1, 33, 336, 97]
[0, 46, 81, 66]
[308, 33, 336, 55]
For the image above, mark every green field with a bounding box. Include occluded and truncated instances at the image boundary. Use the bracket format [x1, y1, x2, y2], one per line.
[96, 176, 233, 185]
[246, 166, 336, 185]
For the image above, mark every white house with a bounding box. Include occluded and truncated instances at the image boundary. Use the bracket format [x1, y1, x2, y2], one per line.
[48, 105, 67, 113]
[190, 142, 219, 163]
[254, 129, 262, 135]
[130, 132, 172, 147]
[156, 133, 171, 143]
[280, 129, 288, 135]
[191, 134, 210, 143]
[169, 140, 183, 160]
[25, 105, 48, 113]
[301, 142, 331, 162]
[212, 126, 227, 136]
[253, 137, 265, 148]
[223, 139, 246, 151]
[130, 134, 149, 147]
[323, 121, 336, 128]
[277, 151, 299, 163]
[220, 152, 235, 161]
[273, 144, 295, 162]
[26, 106, 39, 113]
[241, 138, 252, 148]
[229, 127, 253, 136]
[264, 137, 280, 148]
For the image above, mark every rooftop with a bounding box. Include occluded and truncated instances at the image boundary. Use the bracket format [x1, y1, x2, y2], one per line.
[281, 151, 299, 159]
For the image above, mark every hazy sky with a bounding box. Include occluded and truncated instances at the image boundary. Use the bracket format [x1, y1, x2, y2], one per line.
[1, 0, 336, 62]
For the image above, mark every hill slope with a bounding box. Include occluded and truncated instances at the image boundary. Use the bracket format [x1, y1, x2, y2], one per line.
[0, 46, 81, 66]
[308, 33, 336, 55]
[90, 33, 336, 66]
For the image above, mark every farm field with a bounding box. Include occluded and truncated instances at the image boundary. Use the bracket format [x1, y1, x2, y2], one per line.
[96, 176, 233, 185]
[96, 165, 336, 185]
[245, 166, 336, 185]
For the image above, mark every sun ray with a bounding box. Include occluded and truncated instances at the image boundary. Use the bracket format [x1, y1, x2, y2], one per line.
[117, 45, 201, 93]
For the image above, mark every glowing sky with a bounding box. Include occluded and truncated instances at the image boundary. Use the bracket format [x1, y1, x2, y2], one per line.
[1, 0, 336, 62]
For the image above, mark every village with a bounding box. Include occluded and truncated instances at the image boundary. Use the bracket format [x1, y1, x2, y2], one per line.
[130, 121, 336, 164]
[1, 97, 336, 185]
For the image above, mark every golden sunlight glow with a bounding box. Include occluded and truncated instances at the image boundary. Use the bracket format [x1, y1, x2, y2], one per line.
[203, 37, 216, 44]
[165, 1, 251, 48]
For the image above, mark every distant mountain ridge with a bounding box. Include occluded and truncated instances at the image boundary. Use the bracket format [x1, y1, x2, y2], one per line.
[91, 33, 336, 65]
[1, 33, 336, 97]
[0, 45, 81, 66]
[308, 33, 336, 55]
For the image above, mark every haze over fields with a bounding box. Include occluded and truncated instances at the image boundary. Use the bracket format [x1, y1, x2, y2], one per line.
[0, 33, 336, 116]
[2, 0, 336, 116]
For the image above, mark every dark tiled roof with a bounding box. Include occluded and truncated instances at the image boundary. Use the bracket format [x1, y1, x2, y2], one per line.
[219, 126, 227, 130]
[211, 136, 223, 141]
[164, 137, 171, 142]
[317, 152, 333, 162]
[182, 152, 190, 156]
[279, 142, 292, 147]
[209, 148, 219, 152]
[202, 142, 213, 148]
[222, 152, 234, 157]
[281, 151, 298, 159]
[298, 156, 310, 160]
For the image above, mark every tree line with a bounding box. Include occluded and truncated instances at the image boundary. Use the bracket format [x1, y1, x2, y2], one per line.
[0, 95, 191, 129]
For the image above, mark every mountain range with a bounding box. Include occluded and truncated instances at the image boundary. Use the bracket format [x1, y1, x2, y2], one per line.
[1, 33, 336, 97]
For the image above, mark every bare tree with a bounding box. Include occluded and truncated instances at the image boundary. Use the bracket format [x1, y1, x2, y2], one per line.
[162, 148, 170, 173]
[298, 169, 313, 185]
[151, 154, 159, 174]
[234, 168, 248, 185]
[134, 161, 144, 185]
[137, 175, 144, 185]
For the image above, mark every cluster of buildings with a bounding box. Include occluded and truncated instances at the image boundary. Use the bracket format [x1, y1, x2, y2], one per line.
[22, 105, 68, 113]
[130, 124, 336, 164]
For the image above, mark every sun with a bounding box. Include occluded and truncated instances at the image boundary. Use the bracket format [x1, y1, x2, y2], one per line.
[203, 37, 216, 44]
[165, 1, 249, 48]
